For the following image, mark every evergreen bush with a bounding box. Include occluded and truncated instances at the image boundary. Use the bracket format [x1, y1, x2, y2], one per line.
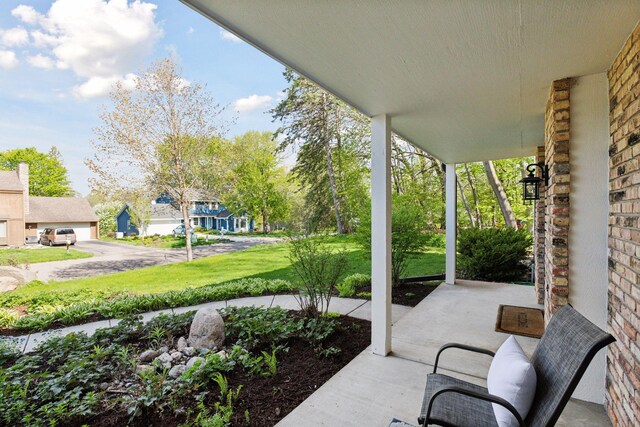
[457, 227, 532, 282]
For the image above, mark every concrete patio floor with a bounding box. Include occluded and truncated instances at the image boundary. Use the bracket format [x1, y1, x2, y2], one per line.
[277, 280, 612, 427]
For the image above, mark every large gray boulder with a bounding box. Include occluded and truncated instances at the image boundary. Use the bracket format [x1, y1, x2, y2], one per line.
[188, 307, 225, 350]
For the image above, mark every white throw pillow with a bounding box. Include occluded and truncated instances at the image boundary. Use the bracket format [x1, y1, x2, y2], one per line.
[487, 335, 537, 427]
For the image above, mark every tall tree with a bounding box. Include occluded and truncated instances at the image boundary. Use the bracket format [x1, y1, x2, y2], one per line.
[272, 69, 369, 233]
[87, 58, 230, 261]
[0, 146, 73, 196]
[483, 160, 517, 228]
[223, 131, 290, 233]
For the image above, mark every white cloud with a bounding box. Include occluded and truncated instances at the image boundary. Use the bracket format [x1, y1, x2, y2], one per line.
[220, 30, 242, 43]
[0, 50, 19, 69]
[0, 27, 29, 47]
[233, 94, 273, 113]
[11, 5, 40, 25]
[187, 26, 195, 35]
[14, 0, 162, 98]
[27, 54, 55, 69]
[72, 72, 137, 99]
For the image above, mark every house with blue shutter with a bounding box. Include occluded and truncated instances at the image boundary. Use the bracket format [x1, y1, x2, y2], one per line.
[115, 190, 253, 236]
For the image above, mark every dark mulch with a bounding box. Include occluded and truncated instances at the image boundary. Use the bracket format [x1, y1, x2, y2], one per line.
[392, 281, 441, 306]
[354, 280, 441, 307]
[92, 316, 371, 427]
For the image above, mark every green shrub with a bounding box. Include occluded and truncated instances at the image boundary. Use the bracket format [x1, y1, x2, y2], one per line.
[289, 235, 347, 319]
[457, 227, 533, 282]
[337, 273, 371, 297]
[355, 195, 429, 286]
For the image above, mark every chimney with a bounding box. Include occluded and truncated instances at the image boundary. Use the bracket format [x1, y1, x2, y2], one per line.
[17, 162, 29, 215]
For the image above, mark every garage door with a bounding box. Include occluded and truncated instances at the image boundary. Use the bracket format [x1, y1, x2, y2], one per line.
[37, 223, 93, 241]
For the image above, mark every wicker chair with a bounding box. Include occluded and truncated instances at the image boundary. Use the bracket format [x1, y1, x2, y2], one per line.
[418, 305, 615, 427]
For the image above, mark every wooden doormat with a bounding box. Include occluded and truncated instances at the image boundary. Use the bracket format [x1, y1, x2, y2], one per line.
[495, 305, 544, 339]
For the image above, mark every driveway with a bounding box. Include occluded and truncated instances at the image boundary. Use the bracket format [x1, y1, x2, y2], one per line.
[28, 236, 282, 282]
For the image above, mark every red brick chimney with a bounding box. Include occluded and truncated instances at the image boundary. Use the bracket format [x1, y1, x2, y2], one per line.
[17, 162, 29, 215]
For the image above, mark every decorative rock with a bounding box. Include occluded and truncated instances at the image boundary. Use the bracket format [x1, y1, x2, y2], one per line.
[139, 350, 160, 363]
[181, 346, 196, 357]
[169, 349, 177, 355]
[199, 348, 211, 356]
[136, 365, 154, 375]
[186, 356, 205, 369]
[215, 350, 228, 360]
[155, 352, 172, 369]
[168, 365, 186, 379]
[171, 352, 183, 362]
[188, 307, 225, 350]
[177, 337, 188, 351]
[158, 346, 169, 353]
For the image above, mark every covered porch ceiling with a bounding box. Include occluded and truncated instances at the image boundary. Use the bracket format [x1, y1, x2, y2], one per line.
[181, 1, 640, 163]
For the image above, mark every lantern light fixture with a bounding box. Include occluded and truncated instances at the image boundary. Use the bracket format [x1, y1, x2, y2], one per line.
[520, 162, 549, 203]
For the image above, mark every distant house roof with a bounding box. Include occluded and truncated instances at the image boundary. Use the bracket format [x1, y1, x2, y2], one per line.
[26, 197, 99, 223]
[150, 203, 181, 220]
[185, 188, 217, 201]
[0, 170, 24, 192]
[214, 209, 233, 219]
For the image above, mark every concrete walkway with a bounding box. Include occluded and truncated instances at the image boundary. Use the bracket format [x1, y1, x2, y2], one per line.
[26, 236, 281, 282]
[3, 295, 412, 354]
[277, 281, 612, 427]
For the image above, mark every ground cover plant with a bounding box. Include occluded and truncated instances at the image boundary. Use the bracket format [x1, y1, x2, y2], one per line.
[0, 247, 93, 266]
[0, 278, 293, 334]
[0, 235, 445, 333]
[0, 306, 370, 426]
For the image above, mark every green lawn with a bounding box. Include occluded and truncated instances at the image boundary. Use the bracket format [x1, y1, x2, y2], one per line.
[0, 247, 93, 266]
[4, 235, 445, 304]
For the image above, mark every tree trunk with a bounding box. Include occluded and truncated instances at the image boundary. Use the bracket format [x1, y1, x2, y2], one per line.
[456, 173, 476, 227]
[181, 202, 193, 261]
[262, 208, 268, 234]
[433, 162, 446, 229]
[321, 95, 344, 234]
[464, 163, 483, 228]
[483, 161, 516, 228]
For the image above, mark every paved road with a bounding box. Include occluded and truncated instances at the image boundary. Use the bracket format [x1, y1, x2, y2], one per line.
[28, 236, 282, 282]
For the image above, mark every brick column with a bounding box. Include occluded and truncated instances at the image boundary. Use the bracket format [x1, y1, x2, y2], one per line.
[606, 22, 640, 426]
[534, 145, 546, 304]
[544, 78, 571, 320]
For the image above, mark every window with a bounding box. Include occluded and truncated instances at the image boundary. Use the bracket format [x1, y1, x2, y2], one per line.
[56, 229, 74, 235]
[193, 217, 199, 226]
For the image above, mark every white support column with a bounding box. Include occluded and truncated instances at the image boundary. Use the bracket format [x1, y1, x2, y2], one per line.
[445, 163, 457, 285]
[371, 113, 392, 356]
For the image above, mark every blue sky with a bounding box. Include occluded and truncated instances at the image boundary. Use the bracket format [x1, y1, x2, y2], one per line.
[0, 0, 287, 195]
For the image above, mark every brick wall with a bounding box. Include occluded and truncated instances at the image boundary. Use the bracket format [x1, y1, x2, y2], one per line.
[544, 79, 572, 320]
[534, 145, 546, 305]
[606, 22, 640, 427]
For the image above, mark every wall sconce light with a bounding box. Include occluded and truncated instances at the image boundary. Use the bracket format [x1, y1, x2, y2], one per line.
[520, 162, 549, 203]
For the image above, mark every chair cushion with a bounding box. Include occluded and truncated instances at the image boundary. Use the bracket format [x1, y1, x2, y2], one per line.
[487, 335, 537, 427]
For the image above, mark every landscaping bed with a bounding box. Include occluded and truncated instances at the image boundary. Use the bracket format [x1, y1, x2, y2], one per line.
[0, 306, 370, 427]
[0, 278, 295, 334]
[101, 235, 232, 249]
[338, 274, 441, 307]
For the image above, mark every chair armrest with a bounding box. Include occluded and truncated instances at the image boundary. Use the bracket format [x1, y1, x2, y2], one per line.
[424, 385, 525, 427]
[433, 343, 495, 373]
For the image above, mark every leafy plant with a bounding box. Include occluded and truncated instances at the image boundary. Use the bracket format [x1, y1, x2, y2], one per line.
[337, 273, 371, 297]
[288, 234, 347, 319]
[457, 227, 533, 282]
